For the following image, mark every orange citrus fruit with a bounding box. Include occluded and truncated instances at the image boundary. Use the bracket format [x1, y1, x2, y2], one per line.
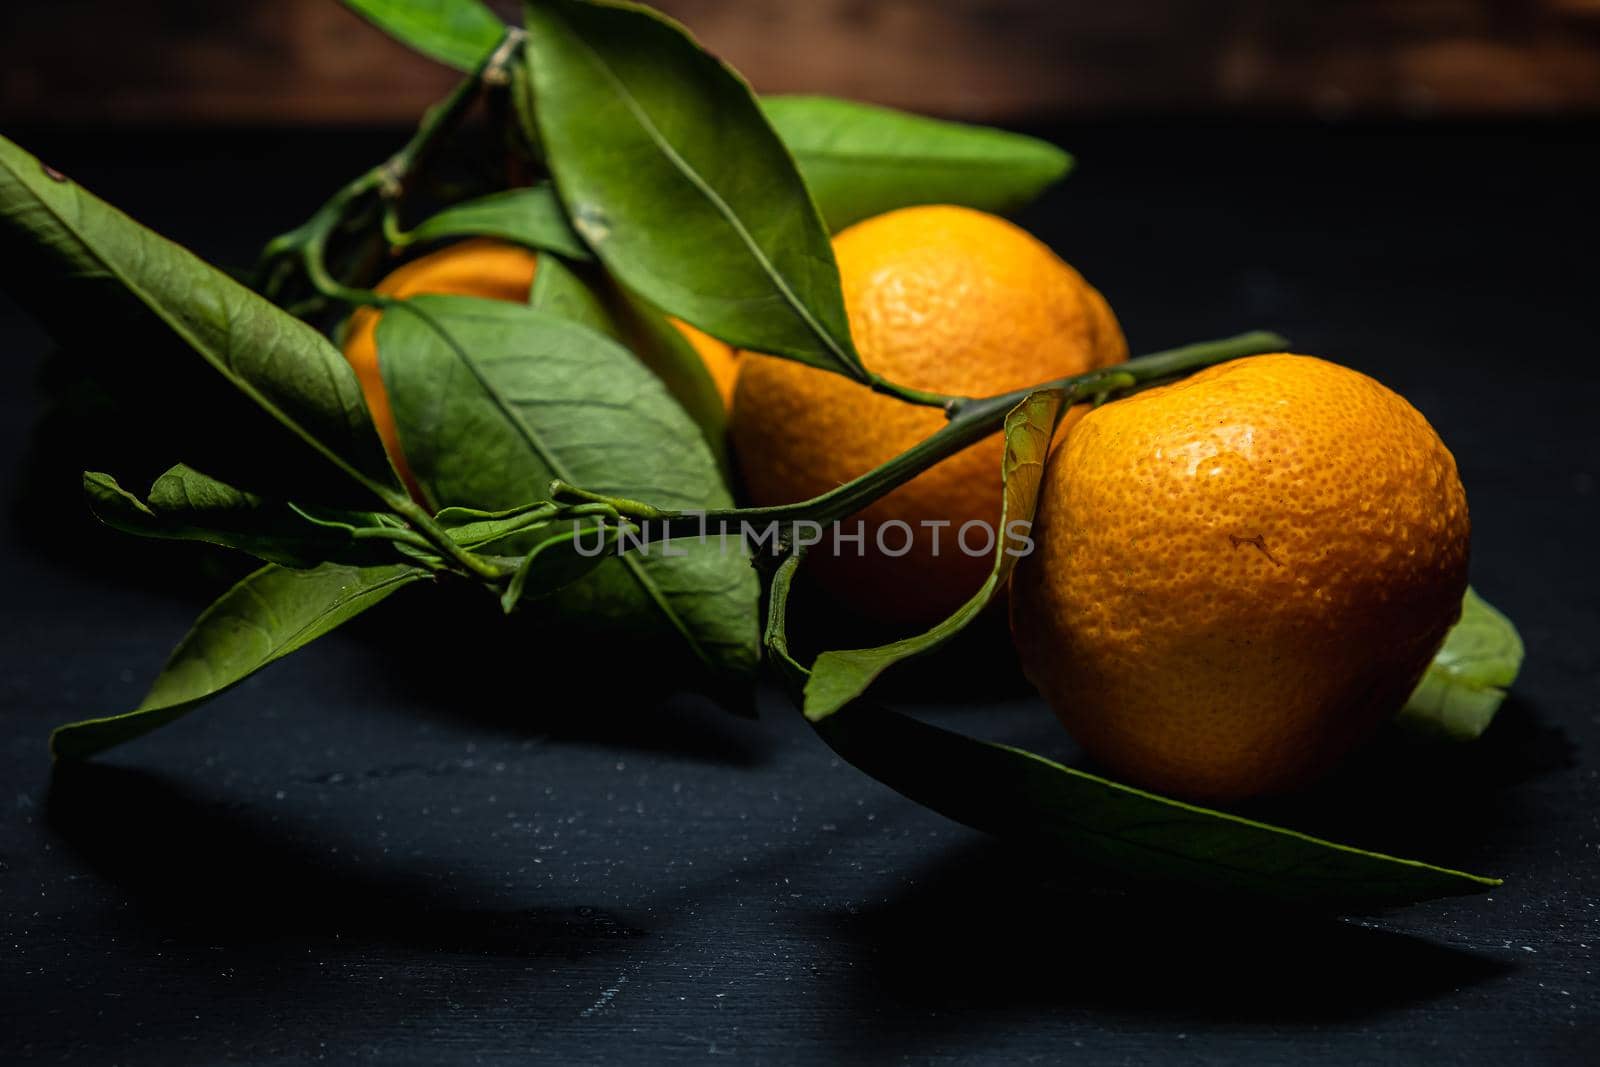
[343, 238, 738, 498]
[1010, 354, 1470, 801]
[730, 205, 1127, 624]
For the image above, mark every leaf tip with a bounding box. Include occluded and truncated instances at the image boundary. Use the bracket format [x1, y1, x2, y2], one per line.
[47, 723, 89, 764]
[800, 672, 847, 723]
[801, 703, 835, 724]
[1047, 147, 1075, 181]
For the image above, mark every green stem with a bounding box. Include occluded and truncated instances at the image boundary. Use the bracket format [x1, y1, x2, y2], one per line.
[866, 373, 958, 411]
[386, 495, 508, 582]
[567, 331, 1286, 541]
[451, 501, 624, 551]
[255, 27, 526, 306]
[548, 480, 666, 521]
[403, 330, 1278, 584]
[249, 30, 536, 587]
[347, 525, 440, 553]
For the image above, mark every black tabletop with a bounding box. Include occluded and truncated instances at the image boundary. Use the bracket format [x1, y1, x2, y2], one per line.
[2, 121, 1596, 1064]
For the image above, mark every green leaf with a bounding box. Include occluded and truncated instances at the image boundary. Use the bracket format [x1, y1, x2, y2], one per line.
[377, 294, 759, 674]
[527, 253, 620, 337]
[804, 390, 1064, 720]
[527, 253, 728, 448]
[814, 705, 1500, 907]
[601, 281, 729, 459]
[1399, 588, 1525, 740]
[360, 4, 1069, 235]
[0, 133, 398, 507]
[433, 500, 559, 550]
[762, 552, 815, 696]
[764, 555, 1500, 907]
[342, 0, 505, 71]
[500, 523, 622, 613]
[760, 95, 1074, 232]
[529, 255, 730, 469]
[520, 0, 864, 379]
[429, 499, 621, 601]
[84, 467, 398, 569]
[407, 184, 591, 261]
[51, 563, 428, 760]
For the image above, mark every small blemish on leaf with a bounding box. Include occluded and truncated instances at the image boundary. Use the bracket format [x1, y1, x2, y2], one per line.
[572, 205, 612, 245]
[40, 162, 68, 183]
[1229, 533, 1281, 566]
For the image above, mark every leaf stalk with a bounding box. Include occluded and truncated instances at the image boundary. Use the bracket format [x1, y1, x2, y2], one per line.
[561, 330, 1286, 542]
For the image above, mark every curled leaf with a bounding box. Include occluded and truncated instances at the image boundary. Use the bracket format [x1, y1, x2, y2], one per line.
[1400, 588, 1525, 740]
[84, 467, 401, 569]
[804, 390, 1065, 720]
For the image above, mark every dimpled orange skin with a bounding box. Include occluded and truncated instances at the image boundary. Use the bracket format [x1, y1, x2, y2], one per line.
[342, 239, 739, 497]
[731, 205, 1127, 624]
[1010, 354, 1471, 801]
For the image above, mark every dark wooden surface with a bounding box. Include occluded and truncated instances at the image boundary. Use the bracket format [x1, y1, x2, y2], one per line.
[1, 121, 1597, 1063]
[4, 1, 1600, 123]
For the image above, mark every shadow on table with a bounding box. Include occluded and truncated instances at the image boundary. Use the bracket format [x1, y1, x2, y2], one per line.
[800, 699, 1566, 1050]
[814, 836, 1510, 1042]
[1236, 694, 1571, 859]
[45, 760, 650, 957]
[329, 580, 781, 768]
[35, 759, 675, 1062]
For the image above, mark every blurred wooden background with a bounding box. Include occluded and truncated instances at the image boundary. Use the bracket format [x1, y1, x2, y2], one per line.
[3, 0, 1599, 123]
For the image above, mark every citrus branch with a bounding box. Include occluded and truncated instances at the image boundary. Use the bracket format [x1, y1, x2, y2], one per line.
[249, 31, 539, 583]
[255, 28, 527, 309]
[865, 372, 959, 410]
[552, 330, 1287, 539]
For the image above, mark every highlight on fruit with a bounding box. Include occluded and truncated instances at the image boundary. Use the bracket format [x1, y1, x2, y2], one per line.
[0, 0, 1525, 908]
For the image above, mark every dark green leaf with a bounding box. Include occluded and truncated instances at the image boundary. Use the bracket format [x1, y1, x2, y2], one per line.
[760, 95, 1074, 231]
[51, 563, 428, 760]
[1399, 588, 1525, 740]
[0, 134, 398, 507]
[377, 294, 759, 673]
[520, 0, 864, 378]
[805, 390, 1064, 720]
[84, 467, 398, 569]
[600, 281, 729, 460]
[500, 523, 622, 613]
[342, 0, 505, 71]
[434, 500, 560, 549]
[510, 51, 546, 162]
[527, 253, 620, 337]
[530, 256, 729, 469]
[814, 705, 1500, 907]
[365, 6, 1067, 234]
[431, 499, 618, 601]
[762, 552, 814, 696]
[407, 185, 591, 261]
[764, 553, 1499, 906]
